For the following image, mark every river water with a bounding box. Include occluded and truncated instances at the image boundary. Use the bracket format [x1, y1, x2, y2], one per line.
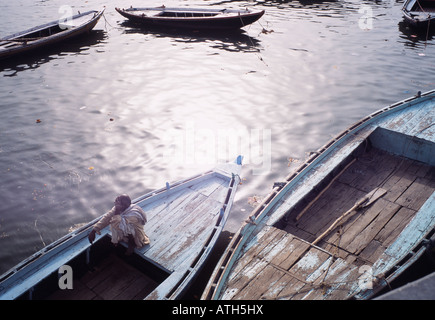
[0, 0, 434, 279]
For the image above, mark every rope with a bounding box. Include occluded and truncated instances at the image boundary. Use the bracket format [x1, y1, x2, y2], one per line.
[102, 11, 117, 31]
[34, 217, 46, 247]
[414, 0, 431, 47]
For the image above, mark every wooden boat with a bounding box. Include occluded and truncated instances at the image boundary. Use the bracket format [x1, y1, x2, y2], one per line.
[115, 6, 265, 30]
[0, 9, 104, 60]
[402, 0, 435, 29]
[0, 157, 242, 300]
[202, 92, 435, 300]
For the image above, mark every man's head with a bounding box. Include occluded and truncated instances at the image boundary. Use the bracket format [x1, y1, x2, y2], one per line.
[114, 194, 131, 213]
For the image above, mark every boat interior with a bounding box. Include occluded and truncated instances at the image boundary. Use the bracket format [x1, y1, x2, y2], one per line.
[21, 25, 65, 40]
[0, 24, 63, 50]
[19, 235, 169, 300]
[275, 127, 435, 268]
[156, 11, 220, 18]
[409, 0, 435, 12]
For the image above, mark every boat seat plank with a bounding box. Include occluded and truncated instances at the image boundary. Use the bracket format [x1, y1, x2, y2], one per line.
[220, 223, 368, 300]
[149, 200, 223, 271]
[143, 194, 220, 251]
[227, 229, 366, 299]
[144, 192, 208, 241]
[231, 264, 287, 300]
[379, 100, 433, 136]
[269, 236, 311, 270]
[140, 187, 198, 230]
[289, 256, 344, 300]
[220, 229, 289, 299]
[269, 273, 307, 300]
[222, 227, 281, 287]
[304, 258, 361, 300]
[223, 226, 356, 300]
[136, 176, 230, 272]
[225, 226, 287, 284]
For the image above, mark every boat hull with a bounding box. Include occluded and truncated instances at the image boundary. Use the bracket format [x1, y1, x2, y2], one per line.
[402, 0, 435, 29]
[0, 10, 104, 60]
[115, 7, 265, 30]
[0, 157, 242, 300]
[403, 11, 435, 29]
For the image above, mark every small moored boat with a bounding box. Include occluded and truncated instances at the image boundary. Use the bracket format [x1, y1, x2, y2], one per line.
[202, 92, 435, 300]
[0, 157, 242, 300]
[115, 6, 265, 30]
[402, 0, 435, 29]
[0, 9, 104, 60]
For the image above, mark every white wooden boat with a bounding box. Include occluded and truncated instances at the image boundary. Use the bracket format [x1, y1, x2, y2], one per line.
[0, 9, 104, 60]
[202, 91, 435, 300]
[0, 157, 242, 300]
[115, 6, 265, 30]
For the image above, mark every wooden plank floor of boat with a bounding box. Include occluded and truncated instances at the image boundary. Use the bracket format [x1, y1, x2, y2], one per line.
[222, 147, 435, 299]
[285, 147, 435, 263]
[47, 253, 159, 300]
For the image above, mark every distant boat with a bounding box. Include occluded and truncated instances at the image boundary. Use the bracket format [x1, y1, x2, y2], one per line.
[115, 6, 265, 30]
[202, 91, 435, 300]
[0, 9, 104, 60]
[0, 157, 242, 300]
[402, 0, 435, 28]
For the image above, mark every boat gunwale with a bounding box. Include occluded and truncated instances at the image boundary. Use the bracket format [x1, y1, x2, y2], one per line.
[117, 6, 263, 17]
[202, 90, 435, 300]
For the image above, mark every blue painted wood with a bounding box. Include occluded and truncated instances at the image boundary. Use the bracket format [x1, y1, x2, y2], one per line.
[370, 128, 435, 166]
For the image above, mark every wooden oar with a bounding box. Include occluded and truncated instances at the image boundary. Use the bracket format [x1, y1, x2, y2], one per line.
[311, 187, 387, 246]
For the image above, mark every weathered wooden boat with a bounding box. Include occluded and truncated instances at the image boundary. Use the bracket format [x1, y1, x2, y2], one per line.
[0, 157, 242, 300]
[402, 0, 435, 29]
[0, 9, 104, 60]
[115, 6, 265, 30]
[202, 92, 435, 300]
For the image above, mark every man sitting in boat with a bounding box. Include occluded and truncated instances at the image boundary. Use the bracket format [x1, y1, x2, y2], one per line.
[88, 194, 150, 255]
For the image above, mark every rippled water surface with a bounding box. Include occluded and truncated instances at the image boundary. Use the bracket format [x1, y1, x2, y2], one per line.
[1, 0, 435, 274]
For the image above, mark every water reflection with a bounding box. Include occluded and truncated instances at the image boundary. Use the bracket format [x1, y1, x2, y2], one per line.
[398, 20, 435, 40]
[0, 30, 107, 76]
[119, 21, 262, 53]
